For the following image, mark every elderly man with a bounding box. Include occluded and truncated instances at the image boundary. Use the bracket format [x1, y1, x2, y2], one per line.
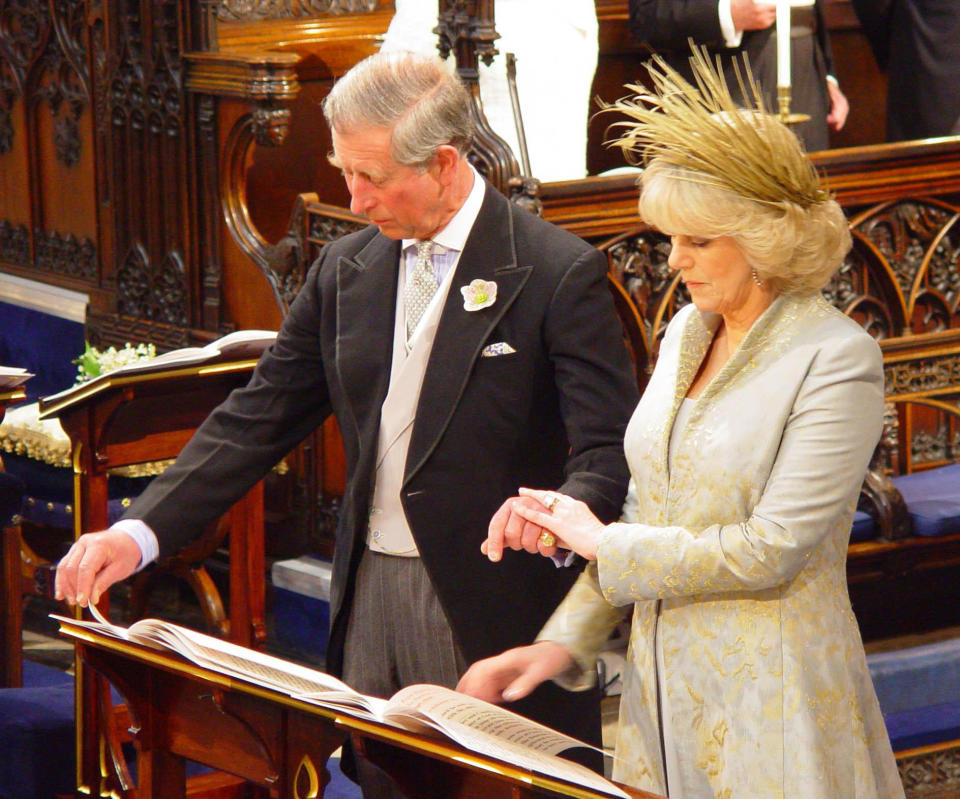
[55, 51, 637, 797]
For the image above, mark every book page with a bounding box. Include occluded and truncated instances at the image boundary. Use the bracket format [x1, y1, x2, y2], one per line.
[58, 607, 357, 698]
[382, 685, 627, 798]
[0, 366, 32, 388]
[207, 329, 277, 360]
[103, 329, 277, 377]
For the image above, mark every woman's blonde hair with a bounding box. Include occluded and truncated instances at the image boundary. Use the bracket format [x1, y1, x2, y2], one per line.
[638, 160, 851, 294]
[608, 47, 851, 293]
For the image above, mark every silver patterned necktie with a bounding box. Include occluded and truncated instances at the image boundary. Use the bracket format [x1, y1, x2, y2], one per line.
[405, 240, 437, 340]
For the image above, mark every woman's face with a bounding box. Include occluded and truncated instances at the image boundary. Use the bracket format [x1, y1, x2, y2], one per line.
[668, 234, 763, 319]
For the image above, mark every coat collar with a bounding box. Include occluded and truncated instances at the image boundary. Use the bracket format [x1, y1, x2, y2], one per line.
[660, 293, 823, 474]
[334, 232, 401, 447]
[405, 182, 530, 482]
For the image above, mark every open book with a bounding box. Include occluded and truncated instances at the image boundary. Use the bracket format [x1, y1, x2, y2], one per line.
[54, 608, 627, 799]
[39, 329, 276, 409]
[0, 366, 33, 389]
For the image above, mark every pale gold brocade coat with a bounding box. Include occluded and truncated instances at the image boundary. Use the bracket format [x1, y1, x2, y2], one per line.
[539, 294, 905, 798]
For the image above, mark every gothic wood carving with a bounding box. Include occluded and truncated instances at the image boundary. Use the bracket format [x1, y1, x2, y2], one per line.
[436, 0, 520, 195]
[215, 0, 380, 21]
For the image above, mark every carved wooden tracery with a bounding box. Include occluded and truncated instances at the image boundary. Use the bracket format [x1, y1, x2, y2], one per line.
[215, 0, 379, 20]
[0, 0, 96, 278]
[436, 0, 519, 194]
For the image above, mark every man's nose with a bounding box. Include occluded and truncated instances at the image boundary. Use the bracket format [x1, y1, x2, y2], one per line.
[346, 177, 372, 216]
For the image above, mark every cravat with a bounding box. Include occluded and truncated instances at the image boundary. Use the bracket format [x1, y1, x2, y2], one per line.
[405, 240, 437, 340]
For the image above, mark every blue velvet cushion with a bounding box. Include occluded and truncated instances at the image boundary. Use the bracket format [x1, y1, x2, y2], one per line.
[868, 638, 960, 714]
[0, 662, 75, 799]
[2, 452, 152, 531]
[891, 462, 960, 538]
[882, 700, 960, 751]
[849, 509, 876, 542]
[868, 638, 960, 751]
[0, 300, 84, 402]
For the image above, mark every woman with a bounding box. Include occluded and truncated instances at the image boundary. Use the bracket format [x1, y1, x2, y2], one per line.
[459, 51, 904, 799]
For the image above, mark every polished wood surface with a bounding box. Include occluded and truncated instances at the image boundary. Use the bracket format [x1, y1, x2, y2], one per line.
[0, 386, 27, 687]
[61, 622, 660, 799]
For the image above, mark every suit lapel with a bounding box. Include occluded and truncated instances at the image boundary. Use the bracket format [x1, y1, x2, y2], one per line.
[334, 233, 400, 446]
[405, 186, 530, 482]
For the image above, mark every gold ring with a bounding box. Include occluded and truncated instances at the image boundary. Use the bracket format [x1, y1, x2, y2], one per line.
[539, 531, 556, 548]
[544, 493, 560, 512]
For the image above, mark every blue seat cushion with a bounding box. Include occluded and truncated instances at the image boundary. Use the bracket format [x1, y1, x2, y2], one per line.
[850, 509, 876, 542]
[868, 638, 960, 714]
[3, 452, 152, 531]
[891, 462, 960, 538]
[883, 700, 960, 751]
[0, 300, 84, 402]
[0, 678, 75, 799]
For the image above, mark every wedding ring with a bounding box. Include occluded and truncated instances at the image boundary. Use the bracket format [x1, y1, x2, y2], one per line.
[544, 493, 560, 512]
[539, 531, 556, 548]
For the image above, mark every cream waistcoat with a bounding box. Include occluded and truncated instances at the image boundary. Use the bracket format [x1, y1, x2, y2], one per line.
[366, 264, 456, 555]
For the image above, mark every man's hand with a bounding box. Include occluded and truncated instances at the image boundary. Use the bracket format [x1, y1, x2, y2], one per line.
[826, 78, 849, 132]
[482, 495, 561, 562]
[55, 529, 142, 607]
[730, 0, 777, 31]
[457, 641, 574, 703]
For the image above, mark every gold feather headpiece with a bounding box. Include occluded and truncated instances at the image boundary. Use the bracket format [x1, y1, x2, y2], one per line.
[606, 45, 829, 209]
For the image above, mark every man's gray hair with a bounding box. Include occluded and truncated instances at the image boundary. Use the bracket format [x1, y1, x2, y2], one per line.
[324, 51, 475, 168]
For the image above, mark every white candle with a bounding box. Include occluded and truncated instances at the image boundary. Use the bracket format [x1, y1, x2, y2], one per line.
[776, 0, 791, 88]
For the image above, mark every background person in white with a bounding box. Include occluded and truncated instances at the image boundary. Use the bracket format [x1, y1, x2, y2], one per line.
[381, 0, 598, 182]
[55, 51, 638, 799]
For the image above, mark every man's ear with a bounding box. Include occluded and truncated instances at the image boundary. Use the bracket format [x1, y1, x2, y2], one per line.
[432, 144, 461, 184]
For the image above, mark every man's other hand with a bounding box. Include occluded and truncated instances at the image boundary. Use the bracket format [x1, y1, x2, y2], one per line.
[55, 529, 142, 607]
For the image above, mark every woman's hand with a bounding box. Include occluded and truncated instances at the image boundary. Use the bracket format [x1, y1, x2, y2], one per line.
[456, 641, 574, 703]
[513, 487, 605, 561]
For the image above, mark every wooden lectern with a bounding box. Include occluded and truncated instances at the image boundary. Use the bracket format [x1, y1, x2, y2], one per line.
[38, 354, 270, 798]
[59, 620, 662, 799]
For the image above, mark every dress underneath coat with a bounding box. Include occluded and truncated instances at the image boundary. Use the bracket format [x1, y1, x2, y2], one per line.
[540, 293, 905, 798]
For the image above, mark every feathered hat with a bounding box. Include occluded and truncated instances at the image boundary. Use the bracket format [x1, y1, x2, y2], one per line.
[606, 45, 829, 210]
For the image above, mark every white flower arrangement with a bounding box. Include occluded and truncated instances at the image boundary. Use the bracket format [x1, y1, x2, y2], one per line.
[74, 341, 156, 383]
[460, 279, 497, 311]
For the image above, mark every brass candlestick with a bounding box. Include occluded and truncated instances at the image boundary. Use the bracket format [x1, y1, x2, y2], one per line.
[777, 86, 811, 126]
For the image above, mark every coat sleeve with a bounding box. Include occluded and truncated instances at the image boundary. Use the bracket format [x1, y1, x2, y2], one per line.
[628, 0, 725, 51]
[546, 247, 639, 524]
[594, 330, 883, 604]
[849, 0, 893, 69]
[124, 254, 335, 558]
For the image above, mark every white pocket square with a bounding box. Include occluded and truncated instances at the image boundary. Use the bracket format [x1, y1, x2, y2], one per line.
[481, 342, 516, 357]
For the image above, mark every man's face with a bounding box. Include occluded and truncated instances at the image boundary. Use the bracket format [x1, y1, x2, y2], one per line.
[330, 126, 447, 240]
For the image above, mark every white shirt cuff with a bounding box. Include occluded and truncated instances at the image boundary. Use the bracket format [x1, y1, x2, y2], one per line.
[112, 518, 159, 572]
[718, 0, 743, 47]
[549, 548, 578, 568]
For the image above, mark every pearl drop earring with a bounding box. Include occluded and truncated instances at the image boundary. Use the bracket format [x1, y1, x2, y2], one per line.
[751, 268, 763, 287]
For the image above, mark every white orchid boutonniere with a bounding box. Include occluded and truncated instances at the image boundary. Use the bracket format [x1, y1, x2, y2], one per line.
[461, 279, 497, 311]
